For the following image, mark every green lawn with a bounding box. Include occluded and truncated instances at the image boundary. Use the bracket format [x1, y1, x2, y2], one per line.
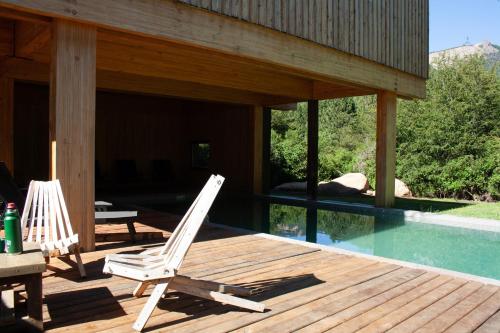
[273, 191, 500, 220]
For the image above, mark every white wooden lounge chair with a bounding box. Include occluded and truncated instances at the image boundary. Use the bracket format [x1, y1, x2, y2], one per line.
[20, 179, 86, 277]
[103, 175, 265, 331]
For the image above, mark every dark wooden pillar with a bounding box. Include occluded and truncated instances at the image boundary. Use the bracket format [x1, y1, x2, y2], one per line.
[262, 107, 271, 194]
[252, 106, 271, 195]
[307, 100, 319, 200]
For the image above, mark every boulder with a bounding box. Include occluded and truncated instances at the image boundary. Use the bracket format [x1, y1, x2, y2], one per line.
[395, 178, 412, 197]
[318, 173, 369, 196]
[274, 181, 306, 192]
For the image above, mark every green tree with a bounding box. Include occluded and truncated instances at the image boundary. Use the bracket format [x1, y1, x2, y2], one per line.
[397, 55, 500, 199]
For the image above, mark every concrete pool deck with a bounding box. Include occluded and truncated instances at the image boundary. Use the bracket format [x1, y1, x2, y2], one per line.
[19, 211, 500, 333]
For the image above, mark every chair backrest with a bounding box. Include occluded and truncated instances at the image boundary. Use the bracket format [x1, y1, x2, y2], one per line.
[0, 162, 25, 212]
[159, 174, 224, 271]
[20, 180, 75, 248]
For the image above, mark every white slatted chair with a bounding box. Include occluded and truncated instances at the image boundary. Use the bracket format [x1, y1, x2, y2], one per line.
[103, 175, 265, 332]
[20, 179, 86, 277]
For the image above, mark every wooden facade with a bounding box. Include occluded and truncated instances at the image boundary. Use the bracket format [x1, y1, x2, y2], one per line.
[180, 0, 429, 78]
[0, 0, 429, 250]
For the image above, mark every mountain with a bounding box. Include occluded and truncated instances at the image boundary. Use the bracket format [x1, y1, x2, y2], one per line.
[429, 41, 500, 70]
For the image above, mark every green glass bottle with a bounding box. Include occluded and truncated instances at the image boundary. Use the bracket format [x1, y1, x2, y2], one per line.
[3, 202, 23, 255]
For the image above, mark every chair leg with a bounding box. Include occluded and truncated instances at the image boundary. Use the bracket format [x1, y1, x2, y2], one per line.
[73, 246, 87, 278]
[126, 220, 137, 243]
[133, 280, 171, 332]
[133, 282, 150, 297]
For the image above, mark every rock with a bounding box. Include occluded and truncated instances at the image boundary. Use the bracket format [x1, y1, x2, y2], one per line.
[366, 189, 375, 196]
[479, 193, 495, 202]
[318, 173, 369, 196]
[274, 181, 306, 192]
[395, 178, 412, 197]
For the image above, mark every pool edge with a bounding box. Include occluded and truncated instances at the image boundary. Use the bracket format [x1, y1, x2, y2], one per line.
[207, 221, 500, 287]
[266, 194, 500, 233]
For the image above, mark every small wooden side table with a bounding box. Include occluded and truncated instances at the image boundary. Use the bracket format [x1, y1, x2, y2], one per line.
[0, 242, 46, 331]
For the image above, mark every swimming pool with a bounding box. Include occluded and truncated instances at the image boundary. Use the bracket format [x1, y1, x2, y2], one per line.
[151, 195, 500, 281]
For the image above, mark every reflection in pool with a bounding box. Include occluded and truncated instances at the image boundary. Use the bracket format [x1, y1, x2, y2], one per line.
[152, 196, 500, 280]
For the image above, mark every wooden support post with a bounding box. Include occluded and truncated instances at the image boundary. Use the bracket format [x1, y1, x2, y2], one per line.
[49, 19, 96, 251]
[375, 91, 397, 208]
[253, 106, 271, 194]
[307, 100, 319, 200]
[252, 106, 263, 194]
[262, 107, 271, 194]
[0, 78, 13, 172]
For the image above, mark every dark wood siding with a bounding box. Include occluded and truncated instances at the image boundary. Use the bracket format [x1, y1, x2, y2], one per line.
[178, 0, 429, 78]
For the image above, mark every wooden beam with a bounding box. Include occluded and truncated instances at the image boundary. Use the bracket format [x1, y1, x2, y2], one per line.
[95, 31, 313, 99]
[15, 21, 50, 58]
[49, 19, 96, 251]
[270, 103, 297, 111]
[0, 0, 426, 99]
[313, 81, 376, 99]
[0, 6, 49, 24]
[0, 57, 297, 106]
[0, 76, 13, 171]
[307, 100, 318, 200]
[375, 91, 397, 208]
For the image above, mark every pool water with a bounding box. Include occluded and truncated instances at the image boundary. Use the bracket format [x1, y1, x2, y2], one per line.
[151, 196, 500, 280]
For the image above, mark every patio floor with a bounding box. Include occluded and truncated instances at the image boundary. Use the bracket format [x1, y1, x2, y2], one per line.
[9, 211, 500, 332]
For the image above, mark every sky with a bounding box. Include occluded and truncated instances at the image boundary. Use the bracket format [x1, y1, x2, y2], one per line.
[430, 0, 500, 52]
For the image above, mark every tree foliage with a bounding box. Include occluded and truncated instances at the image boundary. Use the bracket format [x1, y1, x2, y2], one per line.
[397, 55, 500, 199]
[271, 55, 500, 200]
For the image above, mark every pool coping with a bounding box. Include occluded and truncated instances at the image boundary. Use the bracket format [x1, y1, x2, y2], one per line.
[266, 194, 500, 233]
[207, 222, 500, 287]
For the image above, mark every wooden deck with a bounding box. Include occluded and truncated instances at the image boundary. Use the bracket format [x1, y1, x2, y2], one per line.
[8, 211, 500, 332]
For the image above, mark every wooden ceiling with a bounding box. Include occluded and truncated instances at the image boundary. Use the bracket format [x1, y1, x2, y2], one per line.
[0, 10, 376, 106]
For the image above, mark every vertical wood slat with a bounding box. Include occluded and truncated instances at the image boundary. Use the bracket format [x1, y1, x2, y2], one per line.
[177, 0, 429, 79]
[49, 20, 96, 252]
[327, 0, 333, 47]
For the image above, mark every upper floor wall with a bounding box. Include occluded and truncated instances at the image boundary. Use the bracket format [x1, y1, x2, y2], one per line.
[179, 0, 429, 78]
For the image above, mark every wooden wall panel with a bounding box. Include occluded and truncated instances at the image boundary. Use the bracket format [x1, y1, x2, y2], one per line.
[179, 0, 429, 78]
[0, 78, 13, 171]
[95, 92, 254, 193]
[12, 83, 254, 194]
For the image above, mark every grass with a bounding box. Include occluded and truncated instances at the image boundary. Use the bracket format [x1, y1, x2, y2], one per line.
[272, 191, 500, 220]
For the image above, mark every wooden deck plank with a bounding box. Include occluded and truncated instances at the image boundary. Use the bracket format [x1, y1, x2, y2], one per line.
[325, 275, 456, 333]
[388, 281, 484, 333]
[415, 285, 499, 333]
[474, 309, 500, 333]
[45, 247, 327, 331]
[352, 278, 468, 333]
[170, 264, 401, 333]
[24, 212, 498, 333]
[237, 268, 426, 332]
[445, 289, 500, 332]
[295, 272, 440, 332]
[97, 254, 368, 333]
